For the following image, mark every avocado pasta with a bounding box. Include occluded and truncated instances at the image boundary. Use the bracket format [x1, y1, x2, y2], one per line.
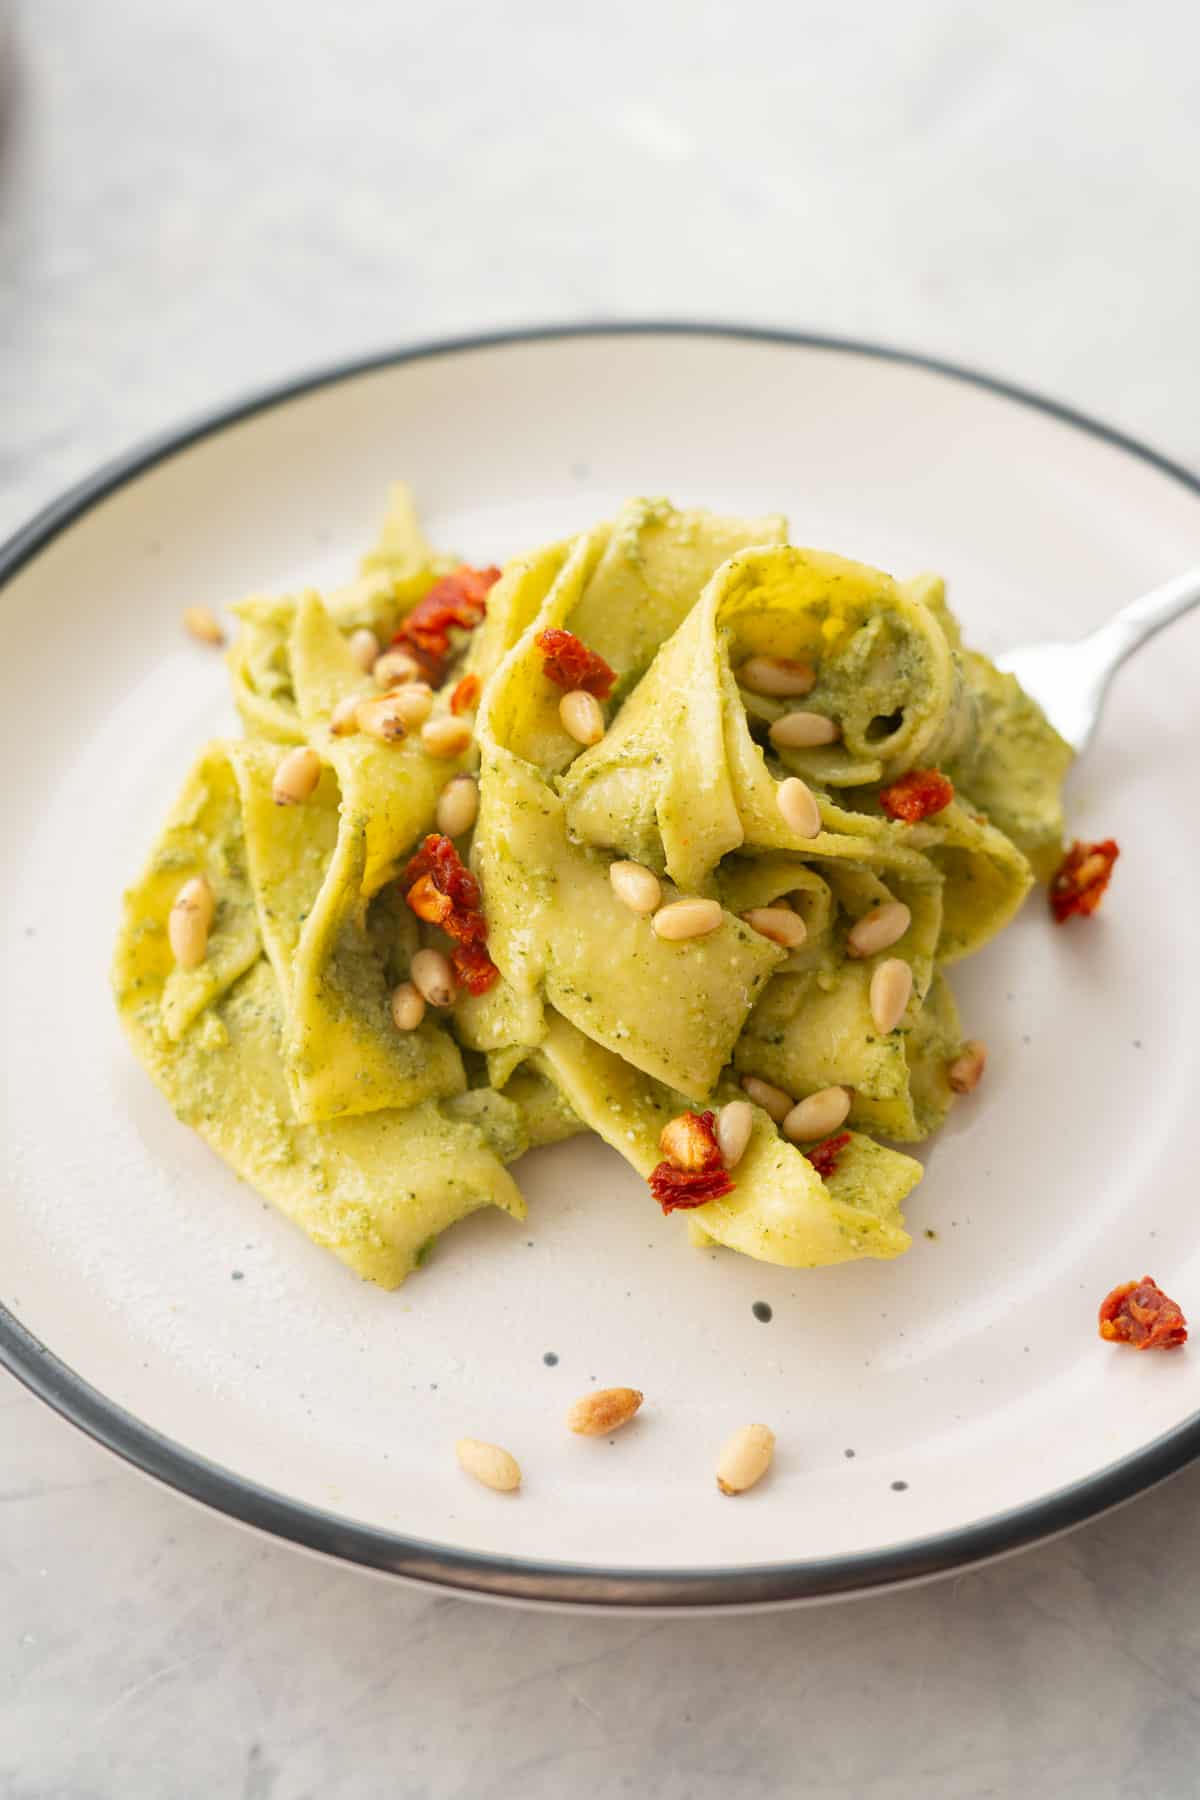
[114, 487, 1071, 1288]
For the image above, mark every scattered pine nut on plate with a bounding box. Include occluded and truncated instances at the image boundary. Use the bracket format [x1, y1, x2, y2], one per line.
[566, 1387, 644, 1435]
[455, 1438, 522, 1492]
[716, 1423, 776, 1495]
[181, 604, 224, 645]
[947, 1039, 988, 1093]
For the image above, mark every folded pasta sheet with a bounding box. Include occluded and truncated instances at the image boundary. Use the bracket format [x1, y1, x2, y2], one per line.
[114, 488, 1071, 1286]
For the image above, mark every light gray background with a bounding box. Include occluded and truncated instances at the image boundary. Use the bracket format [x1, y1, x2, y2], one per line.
[3, 3, 1199, 1795]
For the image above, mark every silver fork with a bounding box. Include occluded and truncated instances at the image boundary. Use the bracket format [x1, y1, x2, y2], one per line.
[994, 568, 1200, 753]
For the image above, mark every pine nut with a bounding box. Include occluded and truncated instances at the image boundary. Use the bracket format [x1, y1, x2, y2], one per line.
[386, 683, 434, 729]
[455, 1438, 521, 1492]
[182, 604, 224, 646]
[947, 1039, 988, 1094]
[716, 1100, 754, 1169]
[716, 1423, 776, 1495]
[566, 1387, 643, 1436]
[390, 981, 426, 1031]
[739, 656, 815, 698]
[421, 717, 473, 759]
[776, 776, 821, 839]
[410, 947, 456, 1008]
[609, 860, 662, 915]
[347, 627, 380, 671]
[373, 648, 420, 688]
[741, 906, 808, 949]
[652, 898, 723, 941]
[436, 774, 479, 838]
[356, 692, 410, 742]
[783, 1086, 851, 1143]
[330, 694, 362, 736]
[740, 1075, 794, 1123]
[769, 710, 840, 750]
[272, 746, 321, 805]
[846, 901, 911, 959]
[168, 874, 214, 970]
[870, 958, 912, 1034]
[559, 689, 606, 746]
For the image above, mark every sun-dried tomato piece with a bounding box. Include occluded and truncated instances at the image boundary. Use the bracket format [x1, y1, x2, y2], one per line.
[535, 627, 616, 699]
[879, 768, 955, 823]
[1050, 839, 1120, 924]
[405, 873, 454, 926]
[1099, 1277, 1187, 1351]
[649, 1163, 736, 1212]
[401, 833, 499, 992]
[390, 564, 500, 686]
[805, 1132, 851, 1180]
[450, 939, 500, 995]
[648, 1110, 734, 1212]
[450, 673, 481, 715]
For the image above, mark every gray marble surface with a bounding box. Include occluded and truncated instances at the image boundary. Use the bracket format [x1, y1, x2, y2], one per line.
[4, 2, 1200, 1794]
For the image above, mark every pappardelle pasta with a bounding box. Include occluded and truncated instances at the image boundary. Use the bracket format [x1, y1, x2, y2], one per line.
[114, 489, 1072, 1287]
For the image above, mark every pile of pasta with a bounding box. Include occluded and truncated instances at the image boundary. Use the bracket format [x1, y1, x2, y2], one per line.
[114, 491, 1072, 1287]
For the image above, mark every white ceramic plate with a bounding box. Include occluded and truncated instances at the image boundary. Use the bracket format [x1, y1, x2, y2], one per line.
[3, 326, 1200, 1611]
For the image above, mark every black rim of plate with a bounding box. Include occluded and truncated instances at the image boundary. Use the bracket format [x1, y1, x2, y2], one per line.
[2, 322, 1199, 1609]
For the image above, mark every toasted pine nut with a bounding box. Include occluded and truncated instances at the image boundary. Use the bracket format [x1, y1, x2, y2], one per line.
[783, 1086, 851, 1143]
[421, 717, 473, 759]
[716, 1100, 754, 1169]
[168, 875, 214, 970]
[182, 605, 224, 646]
[390, 981, 426, 1032]
[272, 746, 321, 806]
[660, 1113, 718, 1171]
[769, 710, 840, 750]
[740, 1075, 794, 1123]
[609, 860, 662, 915]
[373, 648, 420, 688]
[436, 774, 479, 838]
[947, 1039, 988, 1094]
[410, 947, 456, 1008]
[652, 898, 723, 942]
[567, 1387, 644, 1436]
[847, 900, 911, 959]
[776, 776, 821, 839]
[386, 683, 434, 730]
[741, 905, 808, 949]
[356, 692, 410, 742]
[347, 627, 380, 671]
[739, 656, 815, 698]
[559, 689, 605, 747]
[716, 1423, 776, 1495]
[330, 693, 362, 736]
[870, 958, 912, 1034]
[456, 1438, 521, 1492]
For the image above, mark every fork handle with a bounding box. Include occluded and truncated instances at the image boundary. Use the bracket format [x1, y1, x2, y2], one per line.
[1088, 566, 1200, 670]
